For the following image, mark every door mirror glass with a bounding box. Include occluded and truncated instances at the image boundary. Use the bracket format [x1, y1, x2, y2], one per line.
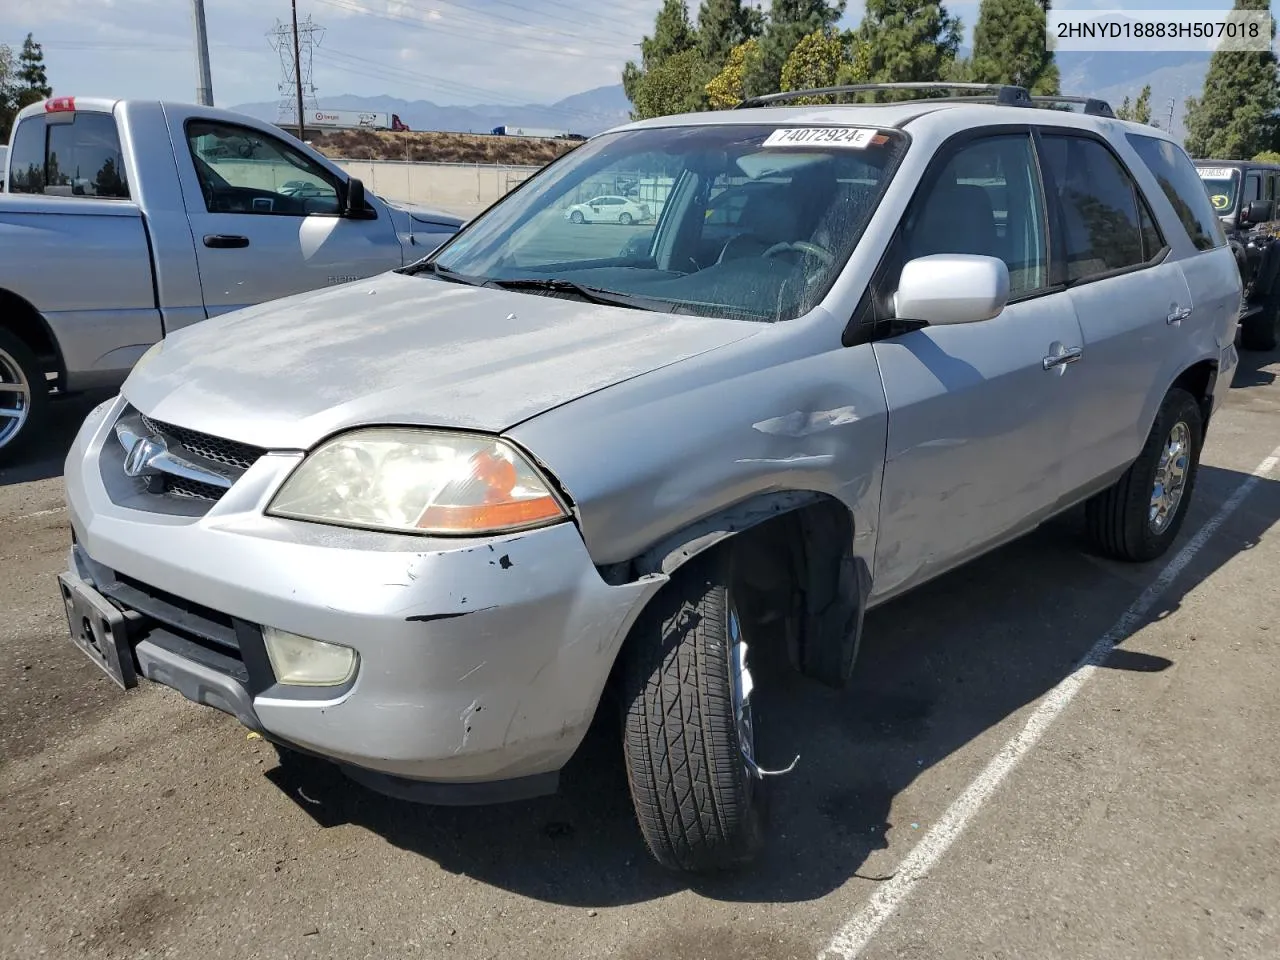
[894, 254, 1010, 325]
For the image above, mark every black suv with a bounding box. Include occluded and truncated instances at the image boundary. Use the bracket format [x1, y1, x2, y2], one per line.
[1195, 158, 1280, 350]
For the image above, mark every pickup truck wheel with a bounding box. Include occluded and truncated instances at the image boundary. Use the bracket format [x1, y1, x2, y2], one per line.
[1239, 289, 1280, 352]
[0, 330, 48, 465]
[620, 548, 767, 873]
[1085, 388, 1203, 563]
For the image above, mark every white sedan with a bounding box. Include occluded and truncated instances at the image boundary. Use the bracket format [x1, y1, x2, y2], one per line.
[564, 195, 649, 225]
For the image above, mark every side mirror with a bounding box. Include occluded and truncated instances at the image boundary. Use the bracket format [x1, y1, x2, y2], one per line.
[1241, 200, 1273, 225]
[342, 177, 376, 219]
[894, 254, 1010, 326]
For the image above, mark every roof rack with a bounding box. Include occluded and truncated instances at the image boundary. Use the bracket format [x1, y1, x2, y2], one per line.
[734, 82, 1116, 118]
[735, 82, 1034, 110]
[1029, 95, 1116, 118]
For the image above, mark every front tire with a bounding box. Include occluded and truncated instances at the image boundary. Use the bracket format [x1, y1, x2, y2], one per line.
[0, 329, 49, 466]
[1085, 387, 1203, 562]
[619, 548, 766, 873]
[570, 210, 585, 224]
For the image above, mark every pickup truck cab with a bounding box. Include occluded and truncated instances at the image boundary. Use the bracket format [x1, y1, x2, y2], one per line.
[0, 97, 463, 462]
[1195, 157, 1280, 350]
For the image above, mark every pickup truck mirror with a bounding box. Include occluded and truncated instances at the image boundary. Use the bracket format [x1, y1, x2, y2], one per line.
[894, 254, 1010, 326]
[341, 177, 377, 220]
[1241, 200, 1273, 225]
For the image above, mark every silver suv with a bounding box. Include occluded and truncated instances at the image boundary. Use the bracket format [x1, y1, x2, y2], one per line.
[57, 84, 1241, 873]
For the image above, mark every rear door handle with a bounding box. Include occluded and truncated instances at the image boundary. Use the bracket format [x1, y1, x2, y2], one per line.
[1167, 306, 1192, 325]
[1042, 346, 1083, 370]
[203, 234, 250, 249]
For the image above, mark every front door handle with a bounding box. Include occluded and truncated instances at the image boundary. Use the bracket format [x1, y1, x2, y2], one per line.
[1042, 346, 1083, 370]
[203, 234, 250, 249]
[1167, 306, 1192, 325]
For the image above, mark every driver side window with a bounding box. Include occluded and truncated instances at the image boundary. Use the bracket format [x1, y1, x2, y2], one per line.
[901, 134, 1049, 298]
[186, 120, 342, 216]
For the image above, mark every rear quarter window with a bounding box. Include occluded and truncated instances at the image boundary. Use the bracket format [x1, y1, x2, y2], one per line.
[1125, 134, 1226, 252]
[6, 111, 130, 199]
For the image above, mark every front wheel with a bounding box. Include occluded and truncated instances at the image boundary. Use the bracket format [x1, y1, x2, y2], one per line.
[1085, 387, 1203, 562]
[619, 548, 766, 873]
[0, 329, 49, 466]
[569, 210, 585, 224]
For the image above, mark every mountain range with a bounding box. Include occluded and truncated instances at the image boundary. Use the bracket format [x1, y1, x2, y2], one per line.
[229, 51, 1211, 141]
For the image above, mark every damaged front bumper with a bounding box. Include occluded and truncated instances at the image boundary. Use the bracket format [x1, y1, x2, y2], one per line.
[61, 395, 665, 803]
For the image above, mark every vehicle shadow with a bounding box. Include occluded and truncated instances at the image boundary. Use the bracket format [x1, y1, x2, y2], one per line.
[0, 393, 109, 487]
[1231, 348, 1277, 389]
[265, 462, 1280, 907]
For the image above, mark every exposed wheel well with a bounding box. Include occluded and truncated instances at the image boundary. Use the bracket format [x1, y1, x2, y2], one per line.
[1171, 359, 1218, 433]
[0, 289, 62, 391]
[609, 493, 866, 690]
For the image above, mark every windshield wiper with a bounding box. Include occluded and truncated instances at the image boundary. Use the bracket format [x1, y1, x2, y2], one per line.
[397, 260, 485, 285]
[483, 277, 678, 313]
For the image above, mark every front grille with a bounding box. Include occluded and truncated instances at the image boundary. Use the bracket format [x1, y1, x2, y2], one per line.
[165, 476, 227, 501]
[140, 414, 264, 471]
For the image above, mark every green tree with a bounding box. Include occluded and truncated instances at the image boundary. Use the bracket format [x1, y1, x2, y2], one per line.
[17, 34, 50, 103]
[1254, 150, 1280, 163]
[780, 28, 846, 99]
[747, 0, 847, 97]
[1183, 0, 1279, 159]
[705, 38, 763, 107]
[1115, 84, 1153, 124]
[629, 47, 708, 119]
[968, 0, 1057, 94]
[697, 0, 764, 64]
[857, 0, 963, 88]
[623, 0, 703, 119]
[0, 44, 15, 141]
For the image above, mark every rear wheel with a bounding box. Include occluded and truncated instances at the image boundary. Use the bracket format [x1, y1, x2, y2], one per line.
[0, 329, 48, 466]
[619, 547, 767, 873]
[1085, 388, 1203, 562]
[619, 212, 634, 226]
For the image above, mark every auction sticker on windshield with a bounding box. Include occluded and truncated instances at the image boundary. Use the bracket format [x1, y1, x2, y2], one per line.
[1197, 166, 1236, 179]
[763, 127, 880, 148]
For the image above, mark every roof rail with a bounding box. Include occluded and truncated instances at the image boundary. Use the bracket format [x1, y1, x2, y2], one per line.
[735, 82, 1033, 110]
[1028, 95, 1116, 118]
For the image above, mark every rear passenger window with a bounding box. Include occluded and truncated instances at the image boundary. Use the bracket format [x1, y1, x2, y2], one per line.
[7, 112, 129, 199]
[902, 134, 1048, 296]
[1125, 134, 1227, 251]
[1039, 135, 1158, 282]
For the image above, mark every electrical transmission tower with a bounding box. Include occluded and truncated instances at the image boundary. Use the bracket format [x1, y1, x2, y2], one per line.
[268, 7, 324, 136]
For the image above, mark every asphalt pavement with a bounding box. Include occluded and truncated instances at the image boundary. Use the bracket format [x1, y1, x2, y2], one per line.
[1, 352, 1278, 960]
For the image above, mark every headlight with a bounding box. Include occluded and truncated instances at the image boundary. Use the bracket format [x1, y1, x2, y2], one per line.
[267, 428, 568, 535]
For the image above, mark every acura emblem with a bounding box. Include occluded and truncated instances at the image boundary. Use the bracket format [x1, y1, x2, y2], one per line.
[122, 434, 168, 478]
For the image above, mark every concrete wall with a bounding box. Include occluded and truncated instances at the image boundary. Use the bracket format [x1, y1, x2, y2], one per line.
[332, 159, 542, 218]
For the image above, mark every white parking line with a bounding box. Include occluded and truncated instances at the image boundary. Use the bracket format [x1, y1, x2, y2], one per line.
[1, 506, 67, 524]
[820, 445, 1280, 960]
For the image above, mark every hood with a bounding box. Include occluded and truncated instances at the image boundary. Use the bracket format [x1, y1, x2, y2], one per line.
[381, 197, 466, 229]
[123, 272, 758, 450]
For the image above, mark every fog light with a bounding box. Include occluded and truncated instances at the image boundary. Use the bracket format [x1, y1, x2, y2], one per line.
[262, 627, 358, 686]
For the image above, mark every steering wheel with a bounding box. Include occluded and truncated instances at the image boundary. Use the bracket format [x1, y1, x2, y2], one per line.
[762, 241, 835, 266]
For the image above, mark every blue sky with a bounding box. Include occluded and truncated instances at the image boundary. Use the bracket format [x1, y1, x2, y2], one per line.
[0, 0, 1260, 109]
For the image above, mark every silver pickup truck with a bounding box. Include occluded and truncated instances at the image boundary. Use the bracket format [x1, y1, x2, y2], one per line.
[0, 96, 463, 463]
